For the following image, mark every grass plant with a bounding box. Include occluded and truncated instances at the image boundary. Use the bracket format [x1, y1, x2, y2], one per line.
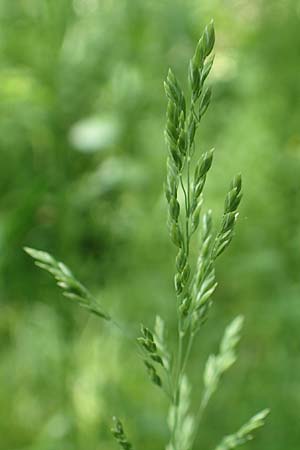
[24, 21, 269, 450]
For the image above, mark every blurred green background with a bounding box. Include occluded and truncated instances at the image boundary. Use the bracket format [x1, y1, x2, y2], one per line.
[1, 0, 300, 449]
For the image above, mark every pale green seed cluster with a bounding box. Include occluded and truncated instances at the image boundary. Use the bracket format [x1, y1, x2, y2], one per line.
[164, 20, 242, 342]
[213, 174, 242, 258]
[154, 315, 171, 371]
[190, 210, 215, 331]
[137, 318, 172, 393]
[24, 247, 110, 320]
[166, 376, 194, 450]
[138, 325, 164, 387]
[203, 316, 244, 404]
[214, 409, 270, 450]
[111, 417, 133, 450]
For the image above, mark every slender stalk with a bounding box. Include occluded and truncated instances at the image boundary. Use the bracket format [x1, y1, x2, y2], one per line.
[180, 331, 195, 380]
[189, 391, 210, 449]
[171, 133, 193, 450]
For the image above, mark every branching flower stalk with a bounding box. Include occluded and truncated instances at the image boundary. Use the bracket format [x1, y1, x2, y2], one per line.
[24, 20, 269, 450]
[111, 417, 134, 450]
[24, 247, 111, 321]
[163, 21, 249, 450]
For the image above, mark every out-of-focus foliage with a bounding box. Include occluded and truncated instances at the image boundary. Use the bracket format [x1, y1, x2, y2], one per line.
[1, 0, 300, 449]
